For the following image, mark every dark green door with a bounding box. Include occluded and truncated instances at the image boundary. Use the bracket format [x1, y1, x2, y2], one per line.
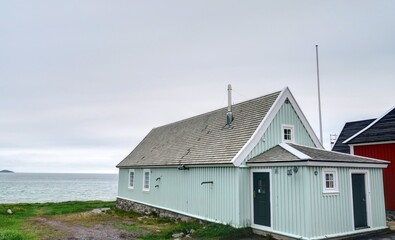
[253, 172, 271, 227]
[352, 173, 368, 229]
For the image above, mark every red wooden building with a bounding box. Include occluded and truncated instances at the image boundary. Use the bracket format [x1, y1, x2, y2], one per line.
[333, 106, 395, 210]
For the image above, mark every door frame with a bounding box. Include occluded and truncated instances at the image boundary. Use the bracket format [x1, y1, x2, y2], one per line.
[250, 169, 273, 231]
[349, 169, 372, 229]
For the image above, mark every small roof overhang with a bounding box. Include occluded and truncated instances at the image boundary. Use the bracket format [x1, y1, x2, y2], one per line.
[247, 143, 389, 169]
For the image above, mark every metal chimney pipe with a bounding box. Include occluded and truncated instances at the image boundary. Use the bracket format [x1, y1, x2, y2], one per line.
[227, 84, 232, 112]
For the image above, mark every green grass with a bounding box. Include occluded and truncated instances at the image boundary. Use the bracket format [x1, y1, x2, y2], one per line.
[142, 221, 202, 240]
[0, 201, 114, 239]
[142, 221, 257, 240]
[0, 230, 25, 240]
[0, 201, 262, 240]
[193, 224, 253, 239]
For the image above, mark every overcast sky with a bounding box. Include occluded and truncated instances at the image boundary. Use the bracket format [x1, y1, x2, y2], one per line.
[1, 1, 394, 173]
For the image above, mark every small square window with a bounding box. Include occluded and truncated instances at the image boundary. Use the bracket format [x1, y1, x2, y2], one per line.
[322, 168, 339, 194]
[128, 170, 135, 189]
[281, 125, 294, 143]
[143, 169, 150, 191]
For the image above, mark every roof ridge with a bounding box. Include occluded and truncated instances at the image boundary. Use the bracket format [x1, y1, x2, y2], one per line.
[152, 90, 281, 130]
[344, 106, 395, 144]
[331, 119, 374, 150]
[279, 143, 311, 160]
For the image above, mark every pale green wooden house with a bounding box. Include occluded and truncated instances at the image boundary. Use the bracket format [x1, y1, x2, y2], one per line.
[116, 87, 388, 239]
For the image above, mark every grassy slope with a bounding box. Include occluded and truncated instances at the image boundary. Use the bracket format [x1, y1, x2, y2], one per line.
[0, 201, 259, 240]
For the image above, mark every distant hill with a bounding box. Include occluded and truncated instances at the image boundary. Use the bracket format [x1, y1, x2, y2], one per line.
[0, 169, 14, 173]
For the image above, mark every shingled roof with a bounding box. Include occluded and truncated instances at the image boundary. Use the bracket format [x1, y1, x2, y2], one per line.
[117, 91, 281, 167]
[344, 106, 395, 144]
[332, 119, 375, 154]
[248, 143, 388, 166]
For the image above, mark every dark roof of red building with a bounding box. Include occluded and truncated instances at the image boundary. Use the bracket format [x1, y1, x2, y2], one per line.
[344, 106, 395, 145]
[332, 119, 375, 153]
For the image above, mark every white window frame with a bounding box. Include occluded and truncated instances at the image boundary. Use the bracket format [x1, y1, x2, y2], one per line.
[128, 169, 135, 189]
[281, 124, 294, 143]
[322, 168, 339, 194]
[143, 169, 151, 192]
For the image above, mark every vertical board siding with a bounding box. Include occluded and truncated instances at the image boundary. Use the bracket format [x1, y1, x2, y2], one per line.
[369, 169, 387, 227]
[252, 166, 309, 237]
[308, 167, 353, 237]
[238, 168, 251, 226]
[245, 102, 315, 161]
[249, 166, 387, 238]
[118, 165, 387, 237]
[355, 143, 395, 210]
[118, 167, 241, 226]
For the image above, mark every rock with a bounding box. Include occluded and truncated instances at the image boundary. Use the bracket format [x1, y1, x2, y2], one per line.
[91, 208, 110, 214]
[137, 216, 148, 221]
[7, 209, 12, 215]
[189, 229, 195, 234]
[172, 232, 184, 238]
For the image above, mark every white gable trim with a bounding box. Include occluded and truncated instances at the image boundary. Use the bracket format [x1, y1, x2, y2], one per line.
[279, 143, 311, 160]
[344, 105, 395, 144]
[232, 87, 322, 167]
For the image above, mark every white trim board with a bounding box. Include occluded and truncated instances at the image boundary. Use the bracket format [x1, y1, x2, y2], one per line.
[279, 142, 311, 160]
[349, 141, 395, 147]
[232, 87, 323, 167]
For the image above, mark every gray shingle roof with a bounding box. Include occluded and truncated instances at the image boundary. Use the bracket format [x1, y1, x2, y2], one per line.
[117, 91, 281, 167]
[290, 144, 388, 164]
[247, 145, 299, 162]
[248, 143, 388, 165]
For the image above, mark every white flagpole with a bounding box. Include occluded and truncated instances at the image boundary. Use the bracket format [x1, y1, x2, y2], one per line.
[316, 45, 323, 145]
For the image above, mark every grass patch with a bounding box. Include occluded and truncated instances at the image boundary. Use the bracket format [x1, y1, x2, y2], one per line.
[0, 201, 114, 240]
[0, 230, 25, 240]
[142, 221, 201, 240]
[0, 201, 264, 240]
[194, 224, 254, 239]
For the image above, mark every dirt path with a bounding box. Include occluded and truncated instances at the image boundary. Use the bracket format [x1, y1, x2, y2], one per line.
[30, 211, 150, 240]
[34, 217, 135, 240]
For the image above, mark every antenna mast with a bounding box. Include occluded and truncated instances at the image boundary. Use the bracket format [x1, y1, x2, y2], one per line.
[316, 45, 323, 145]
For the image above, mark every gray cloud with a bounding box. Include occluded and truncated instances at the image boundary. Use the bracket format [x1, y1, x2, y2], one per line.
[1, 1, 394, 172]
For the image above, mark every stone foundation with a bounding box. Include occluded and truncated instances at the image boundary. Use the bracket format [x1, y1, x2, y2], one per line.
[387, 210, 395, 221]
[116, 197, 195, 222]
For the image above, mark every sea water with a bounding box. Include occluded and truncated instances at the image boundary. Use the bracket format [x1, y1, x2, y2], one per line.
[0, 173, 118, 203]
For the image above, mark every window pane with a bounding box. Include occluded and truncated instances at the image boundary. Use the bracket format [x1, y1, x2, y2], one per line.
[144, 172, 149, 189]
[129, 172, 134, 187]
[283, 128, 292, 141]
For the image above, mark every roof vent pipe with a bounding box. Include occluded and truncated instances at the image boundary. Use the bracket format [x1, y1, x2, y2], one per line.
[227, 84, 232, 112]
[226, 84, 234, 127]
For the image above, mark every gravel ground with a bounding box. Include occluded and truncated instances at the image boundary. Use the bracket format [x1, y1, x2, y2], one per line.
[28, 208, 266, 240]
[30, 210, 150, 240]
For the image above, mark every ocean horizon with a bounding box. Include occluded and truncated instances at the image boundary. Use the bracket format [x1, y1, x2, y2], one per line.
[0, 172, 118, 204]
